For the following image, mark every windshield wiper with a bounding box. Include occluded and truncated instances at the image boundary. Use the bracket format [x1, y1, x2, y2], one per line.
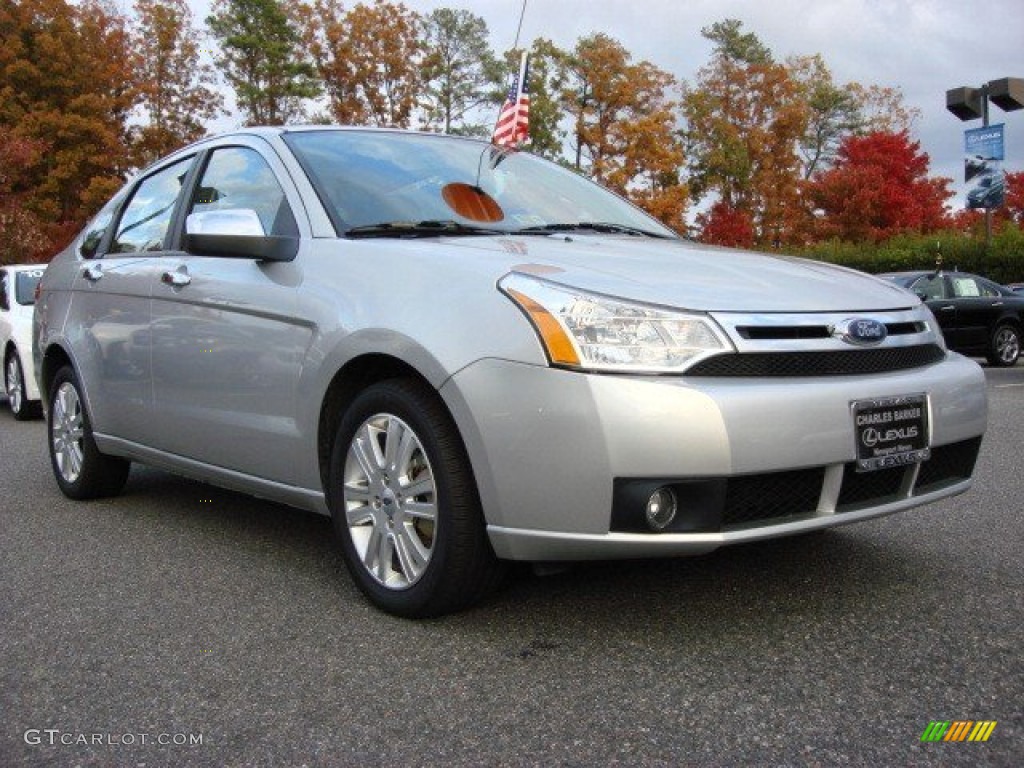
[345, 220, 505, 238]
[514, 222, 672, 239]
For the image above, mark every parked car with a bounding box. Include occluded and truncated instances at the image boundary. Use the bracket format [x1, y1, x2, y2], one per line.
[1, 264, 45, 419]
[33, 128, 988, 617]
[880, 270, 1023, 366]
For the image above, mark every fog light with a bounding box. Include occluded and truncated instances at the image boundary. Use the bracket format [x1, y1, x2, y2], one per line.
[645, 487, 677, 531]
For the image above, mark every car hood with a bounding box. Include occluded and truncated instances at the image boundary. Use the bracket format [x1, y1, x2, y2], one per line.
[440, 234, 917, 313]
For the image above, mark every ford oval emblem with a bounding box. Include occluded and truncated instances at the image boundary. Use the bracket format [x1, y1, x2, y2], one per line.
[835, 317, 888, 346]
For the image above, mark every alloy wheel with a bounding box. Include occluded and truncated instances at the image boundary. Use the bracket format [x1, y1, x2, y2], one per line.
[51, 381, 85, 483]
[6, 356, 23, 414]
[342, 413, 438, 590]
[995, 327, 1020, 365]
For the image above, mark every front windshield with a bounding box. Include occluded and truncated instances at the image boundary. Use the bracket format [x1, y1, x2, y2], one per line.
[283, 130, 677, 239]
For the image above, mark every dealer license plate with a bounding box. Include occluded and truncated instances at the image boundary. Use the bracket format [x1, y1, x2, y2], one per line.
[852, 395, 930, 473]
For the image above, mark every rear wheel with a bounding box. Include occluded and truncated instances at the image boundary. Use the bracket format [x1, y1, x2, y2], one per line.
[987, 324, 1020, 367]
[48, 365, 130, 499]
[328, 379, 502, 617]
[6, 351, 40, 420]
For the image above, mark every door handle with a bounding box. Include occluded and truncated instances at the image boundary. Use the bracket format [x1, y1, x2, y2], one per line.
[991, 301, 1003, 307]
[938, 305, 955, 312]
[161, 269, 192, 287]
[82, 265, 103, 282]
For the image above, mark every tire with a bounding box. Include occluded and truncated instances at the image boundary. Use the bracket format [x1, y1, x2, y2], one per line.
[47, 365, 130, 499]
[987, 323, 1020, 367]
[6, 351, 41, 421]
[328, 379, 503, 618]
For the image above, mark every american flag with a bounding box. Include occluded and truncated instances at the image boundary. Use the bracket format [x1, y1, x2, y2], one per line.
[492, 52, 530, 148]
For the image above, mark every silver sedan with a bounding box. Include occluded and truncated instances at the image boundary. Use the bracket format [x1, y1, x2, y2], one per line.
[33, 127, 987, 617]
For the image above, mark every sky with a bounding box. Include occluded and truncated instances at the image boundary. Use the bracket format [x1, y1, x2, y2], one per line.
[189, 0, 1024, 207]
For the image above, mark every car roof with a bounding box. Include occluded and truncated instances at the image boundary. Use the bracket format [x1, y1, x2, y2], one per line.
[878, 270, 933, 279]
[139, 125, 492, 178]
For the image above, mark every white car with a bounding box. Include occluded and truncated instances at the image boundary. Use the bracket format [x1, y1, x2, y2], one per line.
[1, 264, 45, 419]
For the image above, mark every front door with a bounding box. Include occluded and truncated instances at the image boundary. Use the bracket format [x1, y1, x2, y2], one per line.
[149, 145, 311, 484]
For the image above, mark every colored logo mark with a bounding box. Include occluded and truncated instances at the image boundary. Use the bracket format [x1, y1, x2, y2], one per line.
[921, 720, 997, 742]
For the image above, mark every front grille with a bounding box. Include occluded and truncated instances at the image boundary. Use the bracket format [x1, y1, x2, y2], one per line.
[915, 437, 982, 493]
[837, 465, 906, 511]
[735, 321, 925, 341]
[737, 325, 831, 340]
[721, 468, 824, 526]
[687, 344, 946, 377]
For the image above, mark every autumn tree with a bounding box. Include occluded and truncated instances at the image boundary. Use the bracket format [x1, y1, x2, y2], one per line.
[1003, 170, 1024, 226]
[131, 0, 222, 167]
[789, 55, 864, 179]
[560, 33, 687, 229]
[207, 0, 319, 125]
[303, 0, 422, 127]
[790, 54, 921, 180]
[806, 131, 951, 242]
[850, 82, 920, 135]
[0, 0, 136, 260]
[0, 138, 49, 264]
[682, 19, 808, 247]
[419, 8, 502, 136]
[694, 200, 755, 248]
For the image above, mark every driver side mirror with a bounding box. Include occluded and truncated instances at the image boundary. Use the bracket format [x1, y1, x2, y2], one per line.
[183, 209, 298, 262]
[187, 209, 264, 236]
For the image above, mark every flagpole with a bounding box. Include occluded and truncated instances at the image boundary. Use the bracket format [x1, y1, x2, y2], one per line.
[492, 1, 530, 147]
[512, 0, 528, 50]
[515, 50, 528, 95]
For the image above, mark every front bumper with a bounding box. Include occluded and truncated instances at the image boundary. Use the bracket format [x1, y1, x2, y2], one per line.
[440, 353, 987, 561]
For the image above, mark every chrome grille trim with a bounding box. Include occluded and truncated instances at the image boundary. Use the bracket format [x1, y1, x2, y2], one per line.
[709, 308, 941, 354]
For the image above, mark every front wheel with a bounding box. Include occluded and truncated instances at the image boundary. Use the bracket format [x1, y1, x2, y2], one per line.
[6, 351, 40, 420]
[47, 365, 130, 499]
[328, 379, 502, 618]
[987, 324, 1021, 367]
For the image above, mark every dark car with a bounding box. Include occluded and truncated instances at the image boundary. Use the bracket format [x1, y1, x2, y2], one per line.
[966, 172, 1006, 209]
[881, 271, 1023, 366]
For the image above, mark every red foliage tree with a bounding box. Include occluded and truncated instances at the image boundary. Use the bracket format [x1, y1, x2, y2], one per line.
[1003, 170, 1024, 226]
[695, 201, 755, 248]
[806, 131, 952, 242]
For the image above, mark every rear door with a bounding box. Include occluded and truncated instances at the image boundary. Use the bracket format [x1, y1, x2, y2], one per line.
[948, 275, 1004, 352]
[67, 155, 197, 442]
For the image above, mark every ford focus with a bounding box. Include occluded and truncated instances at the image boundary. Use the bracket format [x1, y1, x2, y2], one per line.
[33, 128, 988, 617]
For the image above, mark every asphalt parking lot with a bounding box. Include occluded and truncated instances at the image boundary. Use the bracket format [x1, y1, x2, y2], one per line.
[1, 364, 1021, 767]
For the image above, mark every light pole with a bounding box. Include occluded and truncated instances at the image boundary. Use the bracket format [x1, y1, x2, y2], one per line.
[946, 77, 1024, 249]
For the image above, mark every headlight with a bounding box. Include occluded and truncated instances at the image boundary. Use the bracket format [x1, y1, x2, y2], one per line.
[499, 273, 733, 373]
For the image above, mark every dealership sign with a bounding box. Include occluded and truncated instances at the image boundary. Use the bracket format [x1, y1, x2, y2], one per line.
[964, 124, 1006, 209]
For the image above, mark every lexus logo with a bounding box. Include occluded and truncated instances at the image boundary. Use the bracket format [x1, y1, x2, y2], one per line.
[862, 425, 919, 448]
[834, 317, 887, 346]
